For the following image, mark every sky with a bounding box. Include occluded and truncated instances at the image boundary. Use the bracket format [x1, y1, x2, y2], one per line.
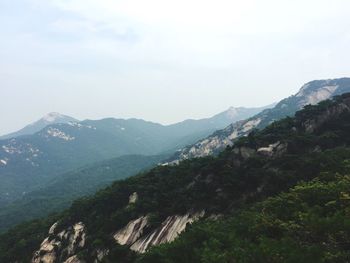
[1, 0, 350, 135]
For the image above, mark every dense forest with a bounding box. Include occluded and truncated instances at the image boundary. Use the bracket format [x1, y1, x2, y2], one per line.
[1, 94, 350, 262]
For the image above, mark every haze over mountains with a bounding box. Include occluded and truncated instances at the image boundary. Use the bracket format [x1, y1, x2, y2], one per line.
[0, 105, 269, 207]
[1, 0, 349, 261]
[0, 77, 349, 235]
[169, 78, 350, 163]
[2, 79, 350, 262]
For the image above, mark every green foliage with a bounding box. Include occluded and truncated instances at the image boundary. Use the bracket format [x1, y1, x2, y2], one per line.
[2, 95, 350, 262]
[139, 175, 350, 263]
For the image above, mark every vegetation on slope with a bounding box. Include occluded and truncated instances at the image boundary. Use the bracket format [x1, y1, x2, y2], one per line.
[140, 173, 350, 263]
[0, 154, 164, 233]
[1, 94, 350, 262]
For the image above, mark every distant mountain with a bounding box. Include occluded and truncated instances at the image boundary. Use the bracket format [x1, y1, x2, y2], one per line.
[168, 78, 350, 163]
[0, 112, 78, 140]
[165, 104, 274, 140]
[0, 106, 267, 206]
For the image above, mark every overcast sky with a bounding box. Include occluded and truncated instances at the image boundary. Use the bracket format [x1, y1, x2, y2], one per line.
[1, 0, 350, 135]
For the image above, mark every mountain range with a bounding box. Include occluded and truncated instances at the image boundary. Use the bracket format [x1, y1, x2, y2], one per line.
[2, 86, 350, 262]
[0, 105, 269, 207]
[1, 78, 349, 233]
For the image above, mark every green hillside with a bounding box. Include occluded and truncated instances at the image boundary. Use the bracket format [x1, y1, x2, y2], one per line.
[0, 154, 164, 233]
[1, 93, 350, 262]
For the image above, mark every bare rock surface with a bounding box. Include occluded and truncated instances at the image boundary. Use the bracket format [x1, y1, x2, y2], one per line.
[32, 222, 86, 263]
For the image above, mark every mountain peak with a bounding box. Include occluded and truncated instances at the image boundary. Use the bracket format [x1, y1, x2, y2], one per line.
[219, 104, 274, 122]
[0, 113, 78, 140]
[42, 112, 67, 123]
[225, 107, 239, 118]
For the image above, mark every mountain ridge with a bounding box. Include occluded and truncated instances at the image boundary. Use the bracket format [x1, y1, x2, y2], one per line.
[1, 105, 271, 140]
[2, 91, 350, 262]
[0, 105, 267, 207]
[0, 112, 78, 140]
[167, 77, 350, 163]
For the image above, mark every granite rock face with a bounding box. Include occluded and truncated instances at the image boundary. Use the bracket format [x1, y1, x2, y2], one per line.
[32, 222, 86, 263]
[114, 216, 149, 246]
[114, 211, 205, 253]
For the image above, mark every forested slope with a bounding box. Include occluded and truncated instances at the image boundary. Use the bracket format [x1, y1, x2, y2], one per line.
[1, 94, 350, 262]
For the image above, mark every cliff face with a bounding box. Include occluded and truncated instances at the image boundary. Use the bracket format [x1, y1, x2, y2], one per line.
[31, 189, 205, 263]
[32, 222, 86, 263]
[128, 211, 205, 253]
[112, 210, 205, 254]
[31, 212, 204, 263]
[114, 216, 149, 246]
[167, 78, 350, 164]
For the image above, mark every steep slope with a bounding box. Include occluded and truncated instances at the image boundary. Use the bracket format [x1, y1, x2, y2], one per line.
[0, 107, 266, 206]
[1, 93, 350, 262]
[0, 112, 78, 140]
[140, 174, 350, 263]
[168, 78, 350, 163]
[0, 154, 165, 233]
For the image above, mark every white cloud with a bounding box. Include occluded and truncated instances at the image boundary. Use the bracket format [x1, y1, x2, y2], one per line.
[44, 0, 350, 68]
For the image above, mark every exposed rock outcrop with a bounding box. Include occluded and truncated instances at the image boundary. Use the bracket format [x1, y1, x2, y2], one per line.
[170, 118, 261, 163]
[296, 84, 338, 106]
[34, 211, 205, 262]
[114, 216, 149, 245]
[114, 211, 205, 253]
[48, 222, 58, 235]
[257, 141, 287, 158]
[32, 222, 86, 263]
[131, 211, 205, 253]
[128, 192, 138, 204]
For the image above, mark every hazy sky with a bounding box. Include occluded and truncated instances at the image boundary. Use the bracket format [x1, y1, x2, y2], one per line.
[1, 0, 350, 135]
